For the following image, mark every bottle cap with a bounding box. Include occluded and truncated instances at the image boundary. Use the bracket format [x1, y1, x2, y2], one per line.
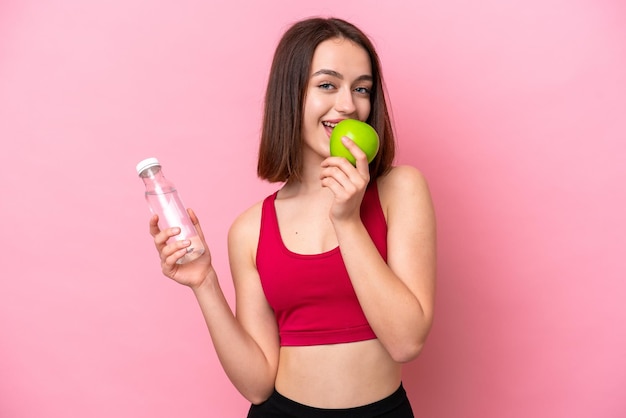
[136, 157, 161, 175]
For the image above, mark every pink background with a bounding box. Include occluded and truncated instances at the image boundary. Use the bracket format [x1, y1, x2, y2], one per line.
[1, 0, 625, 417]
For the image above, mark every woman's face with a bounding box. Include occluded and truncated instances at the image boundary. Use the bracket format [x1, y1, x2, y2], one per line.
[301, 37, 372, 163]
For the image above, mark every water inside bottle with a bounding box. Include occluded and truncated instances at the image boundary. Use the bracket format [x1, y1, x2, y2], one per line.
[146, 190, 205, 264]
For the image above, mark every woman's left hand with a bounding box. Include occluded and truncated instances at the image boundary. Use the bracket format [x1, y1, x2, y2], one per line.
[320, 136, 371, 223]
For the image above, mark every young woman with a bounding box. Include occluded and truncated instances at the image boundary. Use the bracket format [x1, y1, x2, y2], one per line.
[149, 17, 436, 418]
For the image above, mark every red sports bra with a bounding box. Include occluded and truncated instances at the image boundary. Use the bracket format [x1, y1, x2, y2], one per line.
[256, 181, 387, 346]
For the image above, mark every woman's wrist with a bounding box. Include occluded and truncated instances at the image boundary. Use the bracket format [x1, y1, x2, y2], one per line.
[190, 267, 219, 294]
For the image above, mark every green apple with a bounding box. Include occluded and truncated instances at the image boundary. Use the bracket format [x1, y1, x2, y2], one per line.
[329, 119, 379, 165]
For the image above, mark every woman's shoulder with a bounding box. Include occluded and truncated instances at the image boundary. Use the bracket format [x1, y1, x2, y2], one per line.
[377, 165, 431, 200]
[377, 165, 436, 232]
[228, 198, 265, 245]
[228, 188, 280, 247]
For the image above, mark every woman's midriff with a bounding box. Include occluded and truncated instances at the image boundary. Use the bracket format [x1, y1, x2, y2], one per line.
[274, 339, 402, 409]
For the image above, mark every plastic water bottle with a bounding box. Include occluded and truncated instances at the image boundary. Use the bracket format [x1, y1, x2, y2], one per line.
[136, 157, 205, 264]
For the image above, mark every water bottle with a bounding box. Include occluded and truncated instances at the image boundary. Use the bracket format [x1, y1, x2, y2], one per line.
[136, 157, 205, 264]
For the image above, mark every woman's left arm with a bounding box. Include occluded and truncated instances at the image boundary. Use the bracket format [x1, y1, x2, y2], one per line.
[322, 147, 436, 363]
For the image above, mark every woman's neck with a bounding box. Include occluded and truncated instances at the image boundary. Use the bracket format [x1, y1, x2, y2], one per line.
[282, 152, 327, 193]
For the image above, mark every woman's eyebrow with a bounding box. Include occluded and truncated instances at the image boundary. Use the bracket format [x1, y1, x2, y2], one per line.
[312, 69, 343, 78]
[311, 69, 373, 82]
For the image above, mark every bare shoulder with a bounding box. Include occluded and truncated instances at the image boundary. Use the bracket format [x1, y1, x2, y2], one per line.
[377, 165, 433, 210]
[227, 199, 265, 264]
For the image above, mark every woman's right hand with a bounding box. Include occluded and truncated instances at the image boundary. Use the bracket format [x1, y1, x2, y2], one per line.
[149, 208, 214, 289]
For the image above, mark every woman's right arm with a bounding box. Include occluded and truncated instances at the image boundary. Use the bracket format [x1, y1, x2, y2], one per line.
[150, 206, 280, 404]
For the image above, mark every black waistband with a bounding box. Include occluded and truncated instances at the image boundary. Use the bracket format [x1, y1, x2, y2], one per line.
[249, 383, 412, 418]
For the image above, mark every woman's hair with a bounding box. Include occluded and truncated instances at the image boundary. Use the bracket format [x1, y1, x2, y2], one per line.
[257, 17, 395, 183]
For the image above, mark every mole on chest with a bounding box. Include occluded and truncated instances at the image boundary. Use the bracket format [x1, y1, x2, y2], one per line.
[281, 219, 338, 254]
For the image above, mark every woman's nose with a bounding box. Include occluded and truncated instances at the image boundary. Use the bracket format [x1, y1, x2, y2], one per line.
[335, 88, 356, 114]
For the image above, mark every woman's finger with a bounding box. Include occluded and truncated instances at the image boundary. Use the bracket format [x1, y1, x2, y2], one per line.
[321, 163, 350, 186]
[187, 208, 207, 243]
[325, 158, 368, 190]
[340, 136, 370, 173]
[149, 214, 161, 237]
[163, 245, 190, 268]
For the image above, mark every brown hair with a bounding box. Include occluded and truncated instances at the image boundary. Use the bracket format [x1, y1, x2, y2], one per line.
[257, 17, 395, 183]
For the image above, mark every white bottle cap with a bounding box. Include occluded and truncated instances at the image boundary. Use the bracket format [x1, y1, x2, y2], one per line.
[136, 157, 161, 175]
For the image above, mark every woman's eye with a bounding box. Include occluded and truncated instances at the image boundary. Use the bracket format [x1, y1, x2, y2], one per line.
[319, 83, 334, 90]
[355, 86, 371, 94]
